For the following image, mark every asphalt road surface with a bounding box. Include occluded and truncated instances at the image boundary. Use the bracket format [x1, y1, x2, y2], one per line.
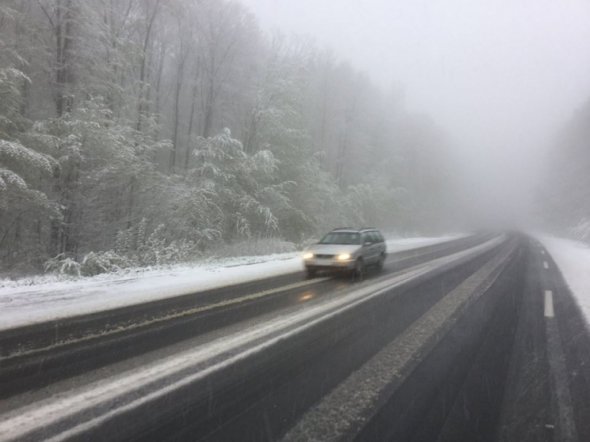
[1, 233, 589, 442]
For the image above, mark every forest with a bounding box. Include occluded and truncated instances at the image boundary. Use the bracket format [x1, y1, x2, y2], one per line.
[0, 0, 455, 275]
[542, 97, 590, 242]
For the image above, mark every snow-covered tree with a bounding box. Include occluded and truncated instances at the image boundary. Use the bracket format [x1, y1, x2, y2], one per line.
[0, 0, 457, 274]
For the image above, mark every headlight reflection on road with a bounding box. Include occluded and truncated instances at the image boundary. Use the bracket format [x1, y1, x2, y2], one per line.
[298, 291, 315, 302]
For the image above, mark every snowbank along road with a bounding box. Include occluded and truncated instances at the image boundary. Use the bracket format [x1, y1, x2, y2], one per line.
[1, 233, 589, 442]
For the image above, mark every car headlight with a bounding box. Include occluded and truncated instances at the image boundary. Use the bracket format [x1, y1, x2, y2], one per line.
[337, 253, 352, 261]
[303, 252, 314, 260]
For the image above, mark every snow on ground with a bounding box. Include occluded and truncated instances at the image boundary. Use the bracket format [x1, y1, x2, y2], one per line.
[0, 235, 462, 331]
[0, 253, 302, 331]
[538, 236, 590, 325]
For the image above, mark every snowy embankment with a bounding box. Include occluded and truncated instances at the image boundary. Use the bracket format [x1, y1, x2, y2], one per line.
[0, 235, 462, 331]
[538, 236, 590, 326]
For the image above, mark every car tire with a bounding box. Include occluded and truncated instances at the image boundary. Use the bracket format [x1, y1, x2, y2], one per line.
[306, 268, 317, 279]
[376, 253, 385, 272]
[352, 258, 364, 282]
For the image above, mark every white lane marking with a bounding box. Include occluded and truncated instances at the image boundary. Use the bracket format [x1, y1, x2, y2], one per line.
[545, 290, 554, 318]
[544, 261, 549, 269]
[545, 296, 578, 440]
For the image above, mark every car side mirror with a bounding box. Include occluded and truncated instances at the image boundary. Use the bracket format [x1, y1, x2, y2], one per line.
[364, 241, 372, 246]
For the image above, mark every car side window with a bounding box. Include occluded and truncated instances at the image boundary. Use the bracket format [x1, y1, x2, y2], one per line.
[369, 231, 379, 243]
[362, 233, 372, 244]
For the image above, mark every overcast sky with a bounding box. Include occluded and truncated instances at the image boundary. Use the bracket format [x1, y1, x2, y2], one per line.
[239, 0, 590, 226]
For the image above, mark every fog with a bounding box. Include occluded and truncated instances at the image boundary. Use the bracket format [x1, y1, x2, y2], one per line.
[241, 0, 590, 229]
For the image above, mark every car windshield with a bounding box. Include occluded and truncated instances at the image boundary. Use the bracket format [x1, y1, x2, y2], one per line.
[319, 232, 361, 245]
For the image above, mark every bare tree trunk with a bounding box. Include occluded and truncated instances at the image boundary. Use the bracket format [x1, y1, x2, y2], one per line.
[336, 98, 357, 186]
[202, 80, 215, 138]
[318, 68, 331, 165]
[13, 1, 32, 118]
[135, 0, 161, 132]
[102, 0, 133, 115]
[170, 50, 186, 173]
[153, 41, 166, 137]
[243, 110, 257, 154]
[61, 156, 80, 254]
[126, 176, 136, 230]
[46, 158, 64, 257]
[185, 79, 199, 171]
[43, 0, 75, 117]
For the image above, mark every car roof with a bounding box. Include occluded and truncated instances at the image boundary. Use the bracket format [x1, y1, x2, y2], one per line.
[330, 227, 379, 233]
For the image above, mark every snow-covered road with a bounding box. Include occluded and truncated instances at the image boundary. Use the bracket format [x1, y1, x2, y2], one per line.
[5, 234, 589, 442]
[0, 235, 499, 442]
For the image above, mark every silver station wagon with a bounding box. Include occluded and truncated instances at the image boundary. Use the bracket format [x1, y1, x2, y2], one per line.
[303, 228, 387, 279]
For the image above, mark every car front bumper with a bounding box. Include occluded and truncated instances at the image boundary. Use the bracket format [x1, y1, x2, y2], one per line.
[304, 257, 356, 271]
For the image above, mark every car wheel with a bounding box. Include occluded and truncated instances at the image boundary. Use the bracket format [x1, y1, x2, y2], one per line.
[376, 253, 385, 272]
[352, 258, 364, 282]
[306, 268, 317, 279]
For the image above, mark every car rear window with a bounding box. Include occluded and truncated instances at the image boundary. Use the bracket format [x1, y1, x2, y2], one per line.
[374, 231, 384, 242]
[363, 231, 382, 243]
